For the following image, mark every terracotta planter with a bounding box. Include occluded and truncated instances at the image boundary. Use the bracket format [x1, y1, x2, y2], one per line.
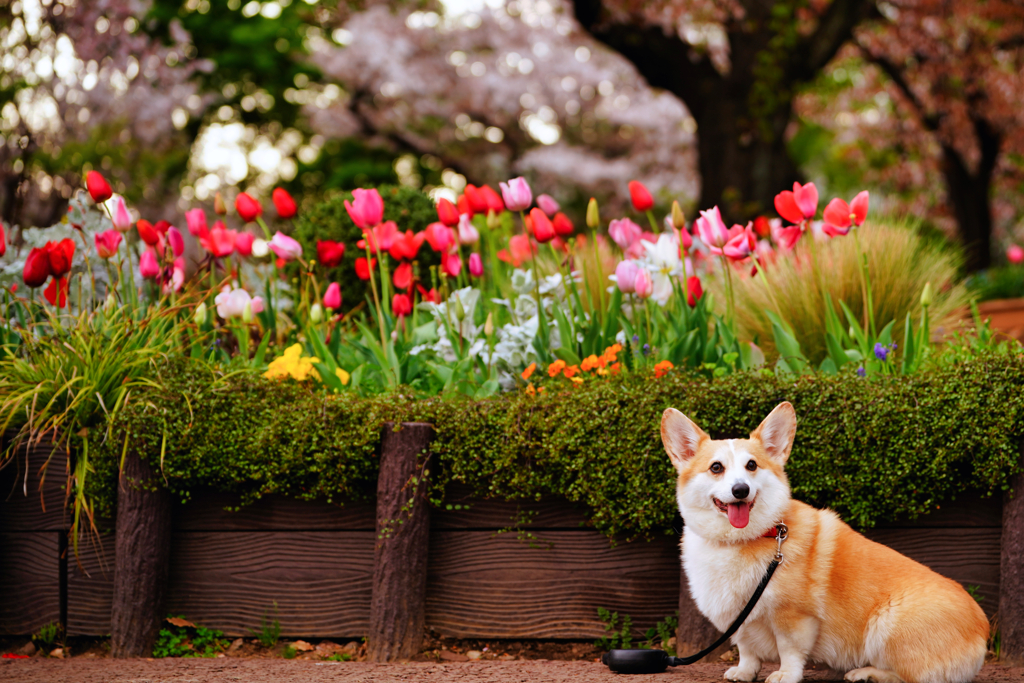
[976, 297, 1024, 343]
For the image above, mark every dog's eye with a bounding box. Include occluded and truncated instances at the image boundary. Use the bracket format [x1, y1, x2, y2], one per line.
[746, 460, 757, 472]
[709, 462, 723, 474]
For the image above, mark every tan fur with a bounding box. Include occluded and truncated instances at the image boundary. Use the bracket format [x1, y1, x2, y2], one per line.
[662, 403, 989, 683]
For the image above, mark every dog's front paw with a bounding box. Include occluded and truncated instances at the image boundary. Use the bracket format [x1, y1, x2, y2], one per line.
[765, 669, 803, 683]
[725, 666, 758, 681]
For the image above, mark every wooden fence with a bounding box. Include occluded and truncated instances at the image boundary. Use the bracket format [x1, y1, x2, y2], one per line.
[1, 426, 1021, 664]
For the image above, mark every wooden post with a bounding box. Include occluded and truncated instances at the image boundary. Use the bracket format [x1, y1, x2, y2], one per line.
[677, 532, 727, 662]
[368, 422, 434, 663]
[110, 451, 172, 658]
[1001, 470, 1024, 665]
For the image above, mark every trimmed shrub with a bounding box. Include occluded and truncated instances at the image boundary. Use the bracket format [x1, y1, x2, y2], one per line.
[293, 185, 443, 312]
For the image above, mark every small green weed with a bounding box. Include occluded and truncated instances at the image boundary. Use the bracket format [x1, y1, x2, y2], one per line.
[32, 622, 63, 651]
[326, 652, 353, 662]
[594, 607, 633, 651]
[250, 602, 282, 648]
[644, 612, 679, 654]
[153, 616, 228, 658]
[965, 585, 985, 604]
[282, 645, 297, 659]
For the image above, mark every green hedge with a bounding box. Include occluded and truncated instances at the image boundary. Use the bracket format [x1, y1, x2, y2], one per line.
[92, 353, 1024, 538]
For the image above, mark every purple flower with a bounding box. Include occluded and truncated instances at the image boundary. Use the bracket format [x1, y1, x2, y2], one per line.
[874, 343, 889, 362]
[857, 366, 866, 378]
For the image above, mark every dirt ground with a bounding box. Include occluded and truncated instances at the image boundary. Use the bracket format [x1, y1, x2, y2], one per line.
[2, 659, 1023, 683]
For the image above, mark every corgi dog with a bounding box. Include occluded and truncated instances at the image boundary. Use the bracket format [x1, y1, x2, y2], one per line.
[661, 402, 988, 683]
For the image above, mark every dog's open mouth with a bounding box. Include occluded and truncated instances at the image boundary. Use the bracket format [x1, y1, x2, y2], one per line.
[714, 496, 756, 529]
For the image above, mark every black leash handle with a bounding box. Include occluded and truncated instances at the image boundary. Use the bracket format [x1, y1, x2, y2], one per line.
[669, 557, 780, 665]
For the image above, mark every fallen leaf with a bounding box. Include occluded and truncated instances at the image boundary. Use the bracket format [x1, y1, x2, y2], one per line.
[291, 640, 314, 652]
[166, 617, 195, 628]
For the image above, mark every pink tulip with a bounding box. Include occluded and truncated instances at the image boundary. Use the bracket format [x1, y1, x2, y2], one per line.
[774, 182, 819, 224]
[424, 222, 456, 253]
[469, 252, 483, 277]
[609, 218, 643, 251]
[634, 267, 654, 299]
[112, 196, 132, 233]
[344, 188, 384, 229]
[499, 177, 532, 212]
[324, 282, 342, 309]
[235, 232, 255, 257]
[185, 208, 207, 237]
[139, 248, 161, 279]
[164, 258, 185, 294]
[199, 221, 236, 258]
[441, 251, 462, 278]
[723, 224, 757, 260]
[458, 213, 480, 245]
[167, 226, 185, 258]
[823, 191, 870, 237]
[536, 194, 560, 216]
[94, 230, 122, 259]
[695, 206, 730, 254]
[1009, 245, 1024, 265]
[615, 260, 640, 294]
[269, 232, 303, 261]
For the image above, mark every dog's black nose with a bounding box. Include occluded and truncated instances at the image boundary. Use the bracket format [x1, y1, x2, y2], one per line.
[732, 483, 750, 499]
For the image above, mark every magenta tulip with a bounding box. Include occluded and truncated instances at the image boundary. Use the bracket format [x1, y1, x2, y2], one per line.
[344, 188, 384, 229]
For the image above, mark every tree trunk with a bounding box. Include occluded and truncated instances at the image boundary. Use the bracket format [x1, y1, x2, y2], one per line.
[939, 119, 1001, 273]
[110, 451, 172, 658]
[367, 422, 434, 663]
[1001, 467, 1024, 665]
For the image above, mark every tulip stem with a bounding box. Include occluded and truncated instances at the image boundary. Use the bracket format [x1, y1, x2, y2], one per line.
[591, 229, 605, 323]
[719, 255, 735, 326]
[255, 216, 272, 240]
[751, 258, 784, 324]
[852, 229, 876, 339]
[645, 210, 659, 234]
[364, 244, 388, 352]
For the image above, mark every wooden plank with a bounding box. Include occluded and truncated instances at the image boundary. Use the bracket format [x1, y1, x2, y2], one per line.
[0, 437, 69, 531]
[173, 492, 376, 531]
[165, 531, 374, 638]
[873, 494, 1002, 529]
[865, 528, 1001, 615]
[434, 485, 590, 530]
[67, 532, 115, 637]
[425, 530, 680, 639]
[0, 532, 60, 635]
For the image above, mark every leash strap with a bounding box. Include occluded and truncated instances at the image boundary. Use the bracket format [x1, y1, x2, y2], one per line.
[670, 523, 787, 666]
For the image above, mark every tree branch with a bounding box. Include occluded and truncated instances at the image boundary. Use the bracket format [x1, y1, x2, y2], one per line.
[791, 0, 875, 81]
[857, 43, 941, 132]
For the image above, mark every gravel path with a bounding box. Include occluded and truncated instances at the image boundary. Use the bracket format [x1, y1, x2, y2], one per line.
[2, 659, 1021, 683]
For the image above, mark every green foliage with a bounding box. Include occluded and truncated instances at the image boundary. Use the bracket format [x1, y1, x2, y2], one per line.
[282, 645, 298, 659]
[595, 607, 633, 651]
[967, 265, 1024, 302]
[965, 585, 984, 604]
[32, 622, 62, 650]
[644, 612, 679, 654]
[251, 602, 282, 648]
[293, 186, 442, 313]
[90, 352, 1024, 540]
[153, 618, 228, 658]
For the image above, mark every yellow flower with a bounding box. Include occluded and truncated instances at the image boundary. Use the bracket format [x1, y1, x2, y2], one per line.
[264, 344, 322, 382]
[569, 376, 583, 385]
[335, 368, 351, 386]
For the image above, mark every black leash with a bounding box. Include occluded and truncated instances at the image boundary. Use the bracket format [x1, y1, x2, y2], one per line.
[602, 523, 788, 674]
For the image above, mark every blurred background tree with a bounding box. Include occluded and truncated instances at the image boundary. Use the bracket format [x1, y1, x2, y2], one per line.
[2, 0, 1022, 270]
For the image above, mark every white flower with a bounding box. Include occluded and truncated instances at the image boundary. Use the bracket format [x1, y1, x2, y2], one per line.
[215, 286, 265, 319]
[641, 233, 683, 305]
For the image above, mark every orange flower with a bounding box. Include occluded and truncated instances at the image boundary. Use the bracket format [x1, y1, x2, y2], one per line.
[653, 360, 674, 378]
[610, 362, 621, 375]
[581, 354, 602, 372]
[563, 364, 580, 378]
[601, 343, 623, 365]
[522, 363, 536, 381]
[547, 360, 566, 377]
[525, 383, 536, 396]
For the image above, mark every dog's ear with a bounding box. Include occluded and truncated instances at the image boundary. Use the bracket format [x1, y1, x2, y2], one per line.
[661, 408, 708, 472]
[751, 402, 797, 464]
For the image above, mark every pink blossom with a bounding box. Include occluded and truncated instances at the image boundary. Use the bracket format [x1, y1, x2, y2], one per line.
[269, 232, 303, 261]
[823, 191, 870, 237]
[139, 248, 161, 279]
[185, 208, 208, 237]
[608, 217, 643, 251]
[441, 251, 462, 277]
[112, 196, 132, 233]
[1009, 245, 1024, 264]
[695, 206, 730, 254]
[324, 282, 342, 309]
[94, 230, 122, 259]
[458, 213, 479, 245]
[499, 177, 532, 212]
[235, 232, 255, 257]
[344, 188, 384, 229]
[469, 252, 483, 277]
[167, 226, 184, 257]
[536, 194, 560, 216]
[634, 267, 654, 299]
[615, 260, 640, 294]
[775, 182, 819, 224]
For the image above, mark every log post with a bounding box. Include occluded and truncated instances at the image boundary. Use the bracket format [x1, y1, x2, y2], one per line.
[110, 451, 172, 658]
[368, 422, 434, 662]
[1001, 469, 1024, 665]
[677, 531, 727, 662]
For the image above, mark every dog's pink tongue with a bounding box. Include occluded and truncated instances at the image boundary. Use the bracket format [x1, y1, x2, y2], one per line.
[727, 502, 750, 528]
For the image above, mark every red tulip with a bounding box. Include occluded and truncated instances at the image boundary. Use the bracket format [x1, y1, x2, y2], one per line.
[324, 282, 342, 309]
[200, 221, 237, 258]
[463, 184, 489, 214]
[497, 234, 536, 267]
[46, 239, 75, 277]
[357, 221, 400, 254]
[753, 216, 771, 238]
[317, 240, 346, 268]
[139, 249, 161, 279]
[392, 292, 413, 317]
[723, 224, 757, 261]
[136, 219, 160, 247]
[628, 180, 654, 212]
[85, 170, 112, 203]
[436, 198, 460, 227]
[235, 192, 263, 223]
[44, 276, 69, 308]
[0, 223, 5, 257]
[480, 185, 505, 214]
[823, 191, 870, 237]
[774, 182, 818, 224]
[530, 208, 556, 243]
[186, 208, 207, 237]
[424, 222, 456, 253]
[456, 194, 472, 217]
[389, 230, 425, 261]
[235, 232, 255, 257]
[552, 212, 574, 237]
[393, 261, 413, 290]
[23, 247, 51, 288]
[417, 284, 439, 303]
[167, 226, 185, 258]
[355, 257, 376, 280]
[272, 188, 297, 219]
[441, 251, 462, 277]
[686, 276, 704, 307]
[94, 230, 123, 259]
[344, 188, 384, 229]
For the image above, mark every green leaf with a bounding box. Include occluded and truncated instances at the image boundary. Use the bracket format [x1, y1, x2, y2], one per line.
[901, 313, 916, 375]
